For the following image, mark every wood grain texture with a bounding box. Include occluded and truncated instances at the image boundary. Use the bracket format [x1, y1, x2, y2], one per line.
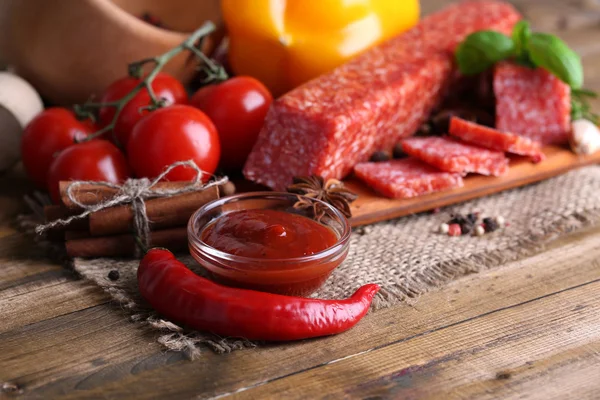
[1, 1, 600, 399]
[2, 226, 599, 399]
[235, 280, 600, 400]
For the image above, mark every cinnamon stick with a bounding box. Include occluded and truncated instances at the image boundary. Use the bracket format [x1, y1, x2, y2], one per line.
[59, 181, 213, 209]
[65, 227, 188, 258]
[88, 181, 235, 236]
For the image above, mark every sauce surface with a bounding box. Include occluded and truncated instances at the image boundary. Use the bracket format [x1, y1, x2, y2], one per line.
[201, 209, 338, 259]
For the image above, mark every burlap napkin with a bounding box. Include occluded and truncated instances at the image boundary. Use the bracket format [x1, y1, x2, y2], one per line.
[68, 166, 600, 358]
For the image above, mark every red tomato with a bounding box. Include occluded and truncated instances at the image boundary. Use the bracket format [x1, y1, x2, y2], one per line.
[190, 76, 272, 171]
[98, 73, 188, 147]
[127, 105, 220, 182]
[21, 108, 95, 189]
[47, 141, 131, 204]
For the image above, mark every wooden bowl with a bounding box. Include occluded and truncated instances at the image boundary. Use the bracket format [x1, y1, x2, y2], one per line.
[0, 0, 222, 105]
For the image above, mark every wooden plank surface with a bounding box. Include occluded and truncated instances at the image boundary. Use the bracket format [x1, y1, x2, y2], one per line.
[235, 280, 600, 400]
[2, 225, 599, 399]
[1, 1, 600, 399]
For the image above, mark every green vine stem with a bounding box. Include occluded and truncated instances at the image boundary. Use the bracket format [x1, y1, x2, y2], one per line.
[74, 21, 228, 146]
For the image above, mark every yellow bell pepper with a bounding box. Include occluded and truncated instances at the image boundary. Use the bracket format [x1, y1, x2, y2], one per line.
[221, 0, 420, 97]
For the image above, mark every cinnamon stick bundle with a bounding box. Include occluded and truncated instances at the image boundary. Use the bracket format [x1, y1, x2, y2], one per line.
[88, 182, 235, 236]
[44, 181, 235, 235]
[44, 179, 236, 258]
[59, 181, 208, 209]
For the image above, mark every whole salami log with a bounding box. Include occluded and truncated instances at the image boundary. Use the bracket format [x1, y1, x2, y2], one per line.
[244, 1, 521, 190]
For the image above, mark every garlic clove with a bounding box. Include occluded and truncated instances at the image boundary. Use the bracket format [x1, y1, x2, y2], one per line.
[0, 72, 43, 172]
[570, 119, 600, 155]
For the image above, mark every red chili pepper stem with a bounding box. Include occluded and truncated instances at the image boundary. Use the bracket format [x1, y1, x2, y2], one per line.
[137, 249, 380, 341]
[73, 21, 221, 146]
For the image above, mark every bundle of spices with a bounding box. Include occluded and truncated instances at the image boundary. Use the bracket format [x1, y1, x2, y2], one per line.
[39, 161, 234, 258]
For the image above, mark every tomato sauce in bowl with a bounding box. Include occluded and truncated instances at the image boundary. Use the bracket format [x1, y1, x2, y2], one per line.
[188, 192, 351, 296]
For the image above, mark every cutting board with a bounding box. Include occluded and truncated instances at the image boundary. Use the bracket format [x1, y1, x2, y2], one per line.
[347, 146, 600, 226]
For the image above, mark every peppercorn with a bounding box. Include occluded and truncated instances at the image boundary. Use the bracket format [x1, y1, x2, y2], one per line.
[392, 143, 408, 159]
[449, 214, 474, 235]
[466, 213, 478, 224]
[495, 216, 505, 226]
[483, 217, 499, 232]
[370, 151, 391, 162]
[439, 223, 450, 234]
[474, 225, 485, 236]
[108, 270, 120, 281]
[448, 223, 461, 236]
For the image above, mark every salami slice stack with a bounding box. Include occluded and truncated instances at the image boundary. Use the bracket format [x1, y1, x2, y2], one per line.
[449, 117, 545, 162]
[494, 62, 572, 145]
[401, 137, 510, 177]
[354, 158, 464, 199]
[244, 1, 521, 190]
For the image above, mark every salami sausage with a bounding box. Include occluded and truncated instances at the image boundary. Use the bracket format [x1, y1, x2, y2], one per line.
[449, 117, 545, 162]
[354, 158, 464, 199]
[401, 137, 510, 177]
[243, 2, 521, 190]
[494, 62, 571, 145]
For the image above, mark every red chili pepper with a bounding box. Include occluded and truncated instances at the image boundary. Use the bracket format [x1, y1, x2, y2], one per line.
[138, 248, 380, 341]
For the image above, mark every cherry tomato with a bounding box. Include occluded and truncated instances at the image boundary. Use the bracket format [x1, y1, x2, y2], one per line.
[21, 108, 95, 189]
[127, 105, 220, 182]
[47, 141, 131, 204]
[98, 73, 188, 147]
[190, 76, 272, 171]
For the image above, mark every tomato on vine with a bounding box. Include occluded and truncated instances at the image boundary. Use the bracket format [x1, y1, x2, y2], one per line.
[98, 73, 188, 147]
[47, 141, 131, 204]
[190, 76, 272, 171]
[127, 105, 221, 182]
[21, 108, 95, 189]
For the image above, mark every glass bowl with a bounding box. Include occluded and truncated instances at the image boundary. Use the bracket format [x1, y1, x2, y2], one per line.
[187, 192, 351, 296]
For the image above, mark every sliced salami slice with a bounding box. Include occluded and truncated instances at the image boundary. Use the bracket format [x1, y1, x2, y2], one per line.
[354, 158, 464, 199]
[243, 2, 521, 190]
[494, 62, 571, 145]
[401, 137, 510, 176]
[449, 117, 545, 162]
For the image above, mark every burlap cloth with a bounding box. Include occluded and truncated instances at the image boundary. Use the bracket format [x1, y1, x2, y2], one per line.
[45, 166, 600, 358]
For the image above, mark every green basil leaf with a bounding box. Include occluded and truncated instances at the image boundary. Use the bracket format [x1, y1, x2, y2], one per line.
[455, 31, 515, 75]
[527, 32, 583, 89]
[512, 20, 531, 60]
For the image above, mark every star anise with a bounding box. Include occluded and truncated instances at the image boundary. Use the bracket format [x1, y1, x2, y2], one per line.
[287, 176, 358, 220]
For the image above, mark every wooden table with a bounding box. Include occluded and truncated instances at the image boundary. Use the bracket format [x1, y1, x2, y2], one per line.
[2, 1, 600, 399]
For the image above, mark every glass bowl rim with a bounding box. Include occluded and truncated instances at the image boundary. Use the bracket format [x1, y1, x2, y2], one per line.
[187, 191, 352, 266]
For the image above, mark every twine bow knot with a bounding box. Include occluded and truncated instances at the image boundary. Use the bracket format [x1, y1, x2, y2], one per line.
[36, 160, 228, 255]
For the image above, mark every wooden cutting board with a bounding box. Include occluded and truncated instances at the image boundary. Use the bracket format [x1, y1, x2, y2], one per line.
[348, 146, 600, 226]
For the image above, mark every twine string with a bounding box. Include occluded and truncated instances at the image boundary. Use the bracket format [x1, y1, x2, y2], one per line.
[36, 160, 228, 252]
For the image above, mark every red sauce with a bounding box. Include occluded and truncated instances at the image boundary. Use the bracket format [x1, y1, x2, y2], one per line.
[201, 209, 338, 259]
[195, 209, 346, 296]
